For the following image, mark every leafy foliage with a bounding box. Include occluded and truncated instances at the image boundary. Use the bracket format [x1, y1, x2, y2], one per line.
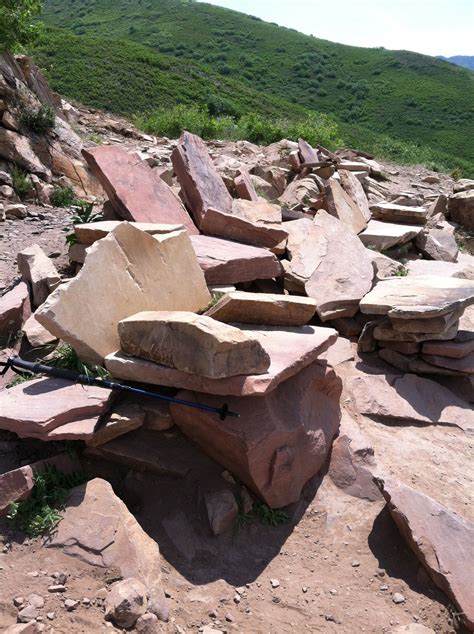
[50, 185, 75, 207]
[49, 343, 111, 380]
[20, 104, 55, 134]
[63, 199, 103, 245]
[32, 0, 474, 175]
[7, 465, 86, 538]
[0, 0, 42, 51]
[237, 501, 289, 529]
[11, 164, 32, 197]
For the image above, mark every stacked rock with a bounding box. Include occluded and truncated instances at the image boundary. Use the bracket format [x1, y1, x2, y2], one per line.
[359, 275, 474, 378]
[106, 304, 342, 509]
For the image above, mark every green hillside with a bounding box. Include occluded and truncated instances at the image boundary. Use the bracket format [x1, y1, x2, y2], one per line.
[33, 0, 474, 174]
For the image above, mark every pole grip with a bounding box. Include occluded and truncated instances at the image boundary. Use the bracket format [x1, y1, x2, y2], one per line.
[9, 356, 95, 385]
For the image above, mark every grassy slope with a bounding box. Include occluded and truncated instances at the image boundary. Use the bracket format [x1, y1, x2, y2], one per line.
[35, 0, 474, 172]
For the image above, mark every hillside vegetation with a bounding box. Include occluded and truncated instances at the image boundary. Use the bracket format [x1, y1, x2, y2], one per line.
[33, 0, 474, 175]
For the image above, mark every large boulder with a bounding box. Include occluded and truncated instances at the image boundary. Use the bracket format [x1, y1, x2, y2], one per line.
[171, 131, 233, 225]
[171, 361, 342, 508]
[376, 477, 474, 631]
[36, 224, 211, 364]
[118, 311, 271, 378]
[82, 146, 198, 234]
[285, 212, 373, 321]
[47, 478, 168, 620]
[0, 128, 51, 180]
[359, 220, 422, 251]
[189, 234, 282, 285]
[370, 202, 428, 225]
[106, 325, 337, 397]
[447, 189, 474, 230]
[205, 291, 317, 326]
[17, 244, 60, 309]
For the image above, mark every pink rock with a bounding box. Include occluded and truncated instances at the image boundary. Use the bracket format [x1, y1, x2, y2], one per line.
[298, 138, 319, 164]
[171, 361, 342, 508]
[190, 234, 283, 285]
[0, 378, 113, 439]
[376, 477, 474, 631]
[0, 454, 81, 514]
[106, 325, 338, 397]
[234, 169, 258, 202]
[171, 132, 233, 226]
[422, 335, 474, 359]
[0, 282, 31, 343]
[82, 146, 197, 234]
[421, 351, 473, 374]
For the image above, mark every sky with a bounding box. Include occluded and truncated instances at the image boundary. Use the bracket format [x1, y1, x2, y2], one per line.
[197, 0, 473, 57]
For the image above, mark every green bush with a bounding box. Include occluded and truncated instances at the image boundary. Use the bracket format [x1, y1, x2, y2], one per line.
[20, 104, 56, 135]
[11, 165, 32, 197]
[50, 185, 75, 207]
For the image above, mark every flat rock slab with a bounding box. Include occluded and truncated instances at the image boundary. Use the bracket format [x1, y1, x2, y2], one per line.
[36, 223, 211, 364]
[205, 291, 317, 326]
[172, 131, 233, 225]
[390, 308, 462, 334]
[339, 169, 371, 222]
[74, 221, 184, 245]
[106, 325, 338, 396]
[416, 226, 458, 263]
[349, 373, 473, 431]
[0, 282, 30, 343]
[374, 319, 459, 343]
[421, 351, 474, 374]
[171, 361, 342, 508]
[360, 275, 474, 320]
[370, 202, 428, 225]
[406, 257, 474, 280]
[376, 477, 474, 630]
[234, 169, 258, 201]
[189, 234, 282, 285]
[378, 348, 463, 377]
[422, 335, 474, 359]
[231, 199, 282, 224]
[17, 244, 60, 309]
[285, 212, 373, 321]
[0, 378, 113, 439]
[47, 478, 168, 620]
[83, 146, 197, 234]
[325, 179, 368, 234]
[22, 313, 57, 347]
[199, 207, 288, 251]
[359, 220, 422, 251]
[119, 311, 271, 378]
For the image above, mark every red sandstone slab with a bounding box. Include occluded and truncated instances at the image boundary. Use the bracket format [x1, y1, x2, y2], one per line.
[190, 234, 283, 285]
[105, 325, 338, 396]
[0, 282, 31, 342]
[0, 377, 113, 439]
[171, 131, 233, 226]
[234, 169, 258, 202]
[82, 146, 198, 234]
[421, 352, 474, 374]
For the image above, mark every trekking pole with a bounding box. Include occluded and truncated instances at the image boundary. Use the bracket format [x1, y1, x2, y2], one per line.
[0, 356, 239, 421]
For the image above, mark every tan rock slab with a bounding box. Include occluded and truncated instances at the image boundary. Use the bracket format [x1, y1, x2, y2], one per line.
[231, 199, 282, 224]
[106, 325, 338, 396]
[86, 401, 145, 448]
[171, 131, 233, 225]
[349, 372, 473, 431]
[415, 226, 458, 262]
[285, 212, 373, 321]
[339, 169, 371, 222]
[360, 275, 474, 320]
[422, 335, 474, 359]
[370, 202, 428, 225]
[0, 377, 113, 439]
[279, 177, 320, 209]
[22, 313, 57, 347]
[119, 311, 271, 379]
[234, 169, 259, 201]
[0, 282, 31, 343]
[17, 244, 60, 308]
[171, 361, 342, 508]
[447, 189, 474, 231]
[390, 307, 462, 334]
[376, 477, 474, 630]
[325, 179, 368, 234]
[374, 319, 459, 343]
[359, 220, 422, 251]
[36, 223, 211, 364]
[421, 352, 474, 374]
[47, 478, 168, 620]
[189, 234, 282, 285]
[378, 348, 461, 376]
[74, 221, 184, 245]
[406, 256, 474, 280]
[298, 138, 319, 164]
[82, 145, 197, 234]
[205, 291, 317, 326]
[199, 207, 288, 252]
[0, 127, 51, 179]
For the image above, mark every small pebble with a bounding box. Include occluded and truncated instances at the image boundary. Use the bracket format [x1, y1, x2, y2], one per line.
[47, 612, 55, 621]
[270, 579, 280, 588]
[13, 597, 25, 607]
[351, 560, 360, 568]
[48, 585, 66, 593]
[64, 598, 79, 611]
[380, 585, 389, 591]
[393, 593, 406, 604]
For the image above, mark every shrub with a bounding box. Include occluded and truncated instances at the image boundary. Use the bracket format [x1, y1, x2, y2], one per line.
[50, 185, 75, 207]
[11, 165, 32, 197]
[20, 104, 56, 134]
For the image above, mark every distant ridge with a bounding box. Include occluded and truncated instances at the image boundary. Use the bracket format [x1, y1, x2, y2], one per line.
[438, 56, 474, 71]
